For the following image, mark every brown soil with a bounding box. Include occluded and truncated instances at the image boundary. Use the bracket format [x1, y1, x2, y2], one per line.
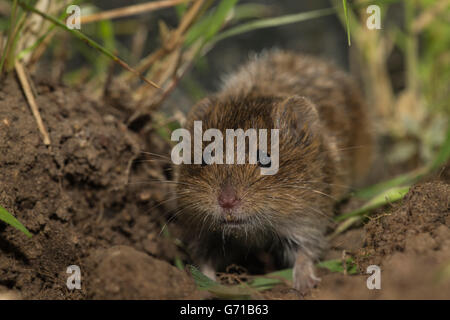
[309, 181, 450, 299]
[0, 76, 449, 299]
[0, 76, 190, 299]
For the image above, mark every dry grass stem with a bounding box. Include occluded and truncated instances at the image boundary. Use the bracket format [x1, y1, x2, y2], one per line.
[14, 60, 51, 145]
[81, 0, 192, 24]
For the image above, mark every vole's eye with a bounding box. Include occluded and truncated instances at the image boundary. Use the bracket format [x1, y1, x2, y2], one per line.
[257, 150, 271, 168]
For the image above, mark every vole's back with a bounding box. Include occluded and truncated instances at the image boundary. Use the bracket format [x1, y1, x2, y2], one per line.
[220, 51, 373, 192]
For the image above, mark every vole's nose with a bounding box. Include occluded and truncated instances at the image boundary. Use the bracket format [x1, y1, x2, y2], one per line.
[218, 185, 240, 209]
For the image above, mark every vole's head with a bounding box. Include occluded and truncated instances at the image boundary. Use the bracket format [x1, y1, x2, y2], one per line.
[174, 95, 330, 237]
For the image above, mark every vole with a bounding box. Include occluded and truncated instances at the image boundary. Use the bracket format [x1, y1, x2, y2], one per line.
[173, 50, 373, 293]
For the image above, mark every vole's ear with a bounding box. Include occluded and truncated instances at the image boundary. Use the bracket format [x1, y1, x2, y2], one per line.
[272, 95, 320, 138]
[185, 97, 216, 130]
[188, 97, 212, 119]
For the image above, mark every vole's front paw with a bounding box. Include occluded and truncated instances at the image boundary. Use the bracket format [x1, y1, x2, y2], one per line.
[292, 252, 321, 295]
[200, 263, 217, 281]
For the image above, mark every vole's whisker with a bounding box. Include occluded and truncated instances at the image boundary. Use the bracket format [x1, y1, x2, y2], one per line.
[148, 196, 180, 213]
[336, 144, 370, 152]
[295, 180, 353, 190]
[159, 201, 202, 236]
[301, 203, 335, 224]
[159, 208, 184, 236]
[140, 151, 170, 160]
[125, 179, 192, 187]
[134, 159, 172, 163]
[281, 185, 338, 201]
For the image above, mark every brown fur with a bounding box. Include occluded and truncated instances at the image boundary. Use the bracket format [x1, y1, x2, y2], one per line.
[174, 50, 373, 292]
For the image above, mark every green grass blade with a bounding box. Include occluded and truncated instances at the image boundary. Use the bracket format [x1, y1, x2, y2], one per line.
[210, 7, 335, 45]
[174, 257, 185, 270]
[0, 0, 18, 74]
[317, 258, 358, 274]
[203, 0, 239, 42]
[342, 0, 351, 46]
[229, 3, 272, 22]
[188, 265, 252, 299]
[336, 185, 410, 222]
[0, 205, 32, 238]
[430, 127, 450, 171]
[248, 268, 292, 290]
[184, 3, 271, 48]
[17, 25, 54, 60]
[184, 12, 215, 46]
[185, 0, 239, 47]
[175, 2, 188, 19]
[354, 168, 424, 200]
[5, 3, 30, 70]
[188, 265, 218, 290]
[331, 216, 361, 238]
[92, 19, 116, 77]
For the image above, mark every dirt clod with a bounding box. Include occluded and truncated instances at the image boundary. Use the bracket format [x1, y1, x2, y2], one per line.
[86, 246, 199, 299]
